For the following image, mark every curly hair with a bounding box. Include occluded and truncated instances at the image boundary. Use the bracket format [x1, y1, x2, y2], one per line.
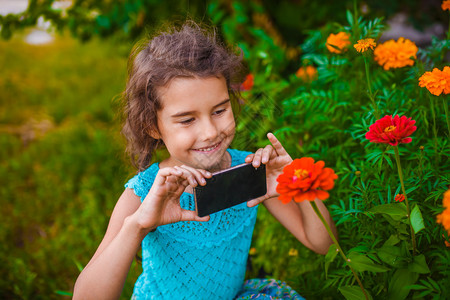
[121, 21, 245, 171]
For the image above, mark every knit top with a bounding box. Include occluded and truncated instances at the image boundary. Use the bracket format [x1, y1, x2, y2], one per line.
[125, 149, 259, 299]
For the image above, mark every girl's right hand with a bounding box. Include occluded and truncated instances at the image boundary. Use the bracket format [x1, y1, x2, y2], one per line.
[133, 165, 211, 234]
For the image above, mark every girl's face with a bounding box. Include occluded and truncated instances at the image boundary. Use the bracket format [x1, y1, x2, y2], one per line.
[155, 76, 235, 172]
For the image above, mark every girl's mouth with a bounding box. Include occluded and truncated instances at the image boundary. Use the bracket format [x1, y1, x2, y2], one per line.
[193, 142, 221, 152]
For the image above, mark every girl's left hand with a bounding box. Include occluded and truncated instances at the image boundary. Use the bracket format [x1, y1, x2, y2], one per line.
[245, 132, 293, 207]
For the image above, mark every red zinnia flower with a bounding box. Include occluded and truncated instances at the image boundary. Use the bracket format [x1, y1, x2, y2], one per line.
[365, 115, 417, 146]
[240, 74, 254, 91]
[276, 157, 338, 203]
[395, 194, 405, 202]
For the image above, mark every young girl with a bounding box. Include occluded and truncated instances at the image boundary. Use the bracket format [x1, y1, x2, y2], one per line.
[73, 22, 336, 300]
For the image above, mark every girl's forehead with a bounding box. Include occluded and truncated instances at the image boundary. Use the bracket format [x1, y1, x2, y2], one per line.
[157, 76, 230, 113]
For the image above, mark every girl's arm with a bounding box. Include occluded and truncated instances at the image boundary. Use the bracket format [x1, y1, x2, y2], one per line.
[245, 133, 336, 255]
[73, 167, 210, 300]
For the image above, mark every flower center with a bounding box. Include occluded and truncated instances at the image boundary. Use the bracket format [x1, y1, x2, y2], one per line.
[384, 125, 396, 133]
[293, 169, 309, 182]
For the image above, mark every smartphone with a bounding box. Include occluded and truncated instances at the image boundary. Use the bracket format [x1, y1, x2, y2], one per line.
[194, 163, 267, 217]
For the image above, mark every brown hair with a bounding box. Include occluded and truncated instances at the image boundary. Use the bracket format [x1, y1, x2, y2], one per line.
[121, 21, 245, 171]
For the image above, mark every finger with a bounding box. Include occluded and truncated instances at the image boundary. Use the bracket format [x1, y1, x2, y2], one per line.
[252, 148, 263, 168]
[247, 194, 270, 207]
[267, 132, 289, 157]
[245, 153, 255, 163]
[177, 165, 209, 186]
[173, 166, 199, 187]
[261, 145, 274, 164]
[180, 210, 211, 222]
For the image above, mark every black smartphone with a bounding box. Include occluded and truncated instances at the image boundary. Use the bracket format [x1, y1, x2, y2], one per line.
[194, 163, 267, 217]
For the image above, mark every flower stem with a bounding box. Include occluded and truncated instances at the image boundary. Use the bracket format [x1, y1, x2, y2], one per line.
[393, 146, 417, 255]
[363, 56, 380, 119]
[447, 11, 450, 41]
[310, 201, 369, 300]
[442, 97, 450, 138]
[429, 94, 439, 162]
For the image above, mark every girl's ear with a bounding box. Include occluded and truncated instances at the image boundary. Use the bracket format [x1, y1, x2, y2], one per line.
[147, 128, 161, 140]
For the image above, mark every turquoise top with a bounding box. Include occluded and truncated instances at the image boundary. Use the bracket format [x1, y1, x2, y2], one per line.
[125, 149, 259, 299]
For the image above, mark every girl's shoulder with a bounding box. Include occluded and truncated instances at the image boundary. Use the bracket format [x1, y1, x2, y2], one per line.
[227, 148, 252, 164]
[124, 162, 159, 200]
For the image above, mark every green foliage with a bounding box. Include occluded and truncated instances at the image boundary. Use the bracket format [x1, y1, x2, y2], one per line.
[0, 34, 139, 299]
[207, 1, 450, 299]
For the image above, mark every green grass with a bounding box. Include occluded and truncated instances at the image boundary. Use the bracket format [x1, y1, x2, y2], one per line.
[0, 31, 140, 299]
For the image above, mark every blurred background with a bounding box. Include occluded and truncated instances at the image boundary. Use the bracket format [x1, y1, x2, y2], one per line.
[0, 0, 447, 299]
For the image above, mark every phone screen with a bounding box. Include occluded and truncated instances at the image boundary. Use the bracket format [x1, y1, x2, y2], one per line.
[194, 163, 266, 217]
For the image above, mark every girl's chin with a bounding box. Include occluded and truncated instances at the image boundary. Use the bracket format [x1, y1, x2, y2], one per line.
[191, 150, 231, 171]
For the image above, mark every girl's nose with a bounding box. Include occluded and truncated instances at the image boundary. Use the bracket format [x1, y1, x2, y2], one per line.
[201, 118, 219, 141]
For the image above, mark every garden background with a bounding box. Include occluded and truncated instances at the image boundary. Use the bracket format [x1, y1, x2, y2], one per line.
[0, 0, 449, 299]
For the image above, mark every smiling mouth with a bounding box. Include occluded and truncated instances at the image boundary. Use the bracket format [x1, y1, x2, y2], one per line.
[194, 142, 221, 152]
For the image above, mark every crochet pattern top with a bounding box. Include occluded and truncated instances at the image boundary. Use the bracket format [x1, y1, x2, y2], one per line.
[125, 149, 259, 300]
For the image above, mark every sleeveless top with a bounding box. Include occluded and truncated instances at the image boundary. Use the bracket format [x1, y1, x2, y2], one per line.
[125, 149, 259, 299]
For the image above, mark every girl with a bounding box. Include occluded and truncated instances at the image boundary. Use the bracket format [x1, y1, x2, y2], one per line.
[73, 22, 336, 299]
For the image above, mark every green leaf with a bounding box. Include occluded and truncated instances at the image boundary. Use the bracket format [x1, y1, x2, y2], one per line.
[408, 254, 430, 274]
[348, 252, 389, 273]
[55, 290, 73, 296]
[377, 245, 407, 268]
[346, 10, 354, 27]
[324, 244, 338, 278]
[367, 203, 408, 221]
[339, 285, 372, 300]
[388, 268, 418, 300]
[410, 205, 425, 234]
[383, 234, 401, 246]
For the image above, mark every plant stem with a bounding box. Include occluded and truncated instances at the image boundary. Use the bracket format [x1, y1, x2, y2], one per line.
[363, 56, 380, 119]
[429, 94, 439, 163]
[393, 146, 417, 255]
[310, 201, 369, 300]
[447, 11, 450, 41]
[442, 97, 450, 138]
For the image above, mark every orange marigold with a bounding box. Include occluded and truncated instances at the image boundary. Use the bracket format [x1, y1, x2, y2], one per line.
[240, 74, 254, 91]
[296, 65, 318, 81]
[395, 194, 405, 202]
[276, 157, 338, 203]
[437, 190, 450, 235]
[326, 32, 351, 54]
[442, 0, 450, 10]
[418, 66, 450, 96]
[354, 38, 376, 53]
[373, 38, 418, 70]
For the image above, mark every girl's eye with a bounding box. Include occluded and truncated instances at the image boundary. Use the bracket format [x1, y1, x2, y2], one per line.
[213, 109, 226, 115]
[180, 118, 194, 124]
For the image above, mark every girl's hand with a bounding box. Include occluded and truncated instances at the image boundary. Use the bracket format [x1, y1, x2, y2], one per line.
[134, 165, 211, 234]
[245, 132, 293, 207]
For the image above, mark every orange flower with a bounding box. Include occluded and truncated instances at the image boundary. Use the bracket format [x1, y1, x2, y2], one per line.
[395, 194, 405, 202]
[326, 32, 351, 54]
[442, 0, 450, 10]
[418, 67, 450, 96]
[437, 190, 450, 235]
[373, 38, 418, 70]
[295, 65, 318, 81]
[240, 74, 254, 91]
[276, 157, 338, 203]
[354, 38, 376, 53]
